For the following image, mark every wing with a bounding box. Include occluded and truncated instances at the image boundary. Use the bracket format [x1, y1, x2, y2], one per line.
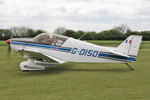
[18, 49, 66, 64]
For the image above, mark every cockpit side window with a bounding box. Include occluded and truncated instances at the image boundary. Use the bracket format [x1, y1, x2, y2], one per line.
[33, 33, 68, 46]
[45, 34, 53, 45]
[52, 35, 67, 46]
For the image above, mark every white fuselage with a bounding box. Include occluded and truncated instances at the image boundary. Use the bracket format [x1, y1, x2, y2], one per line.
[10, 38, 135, 63]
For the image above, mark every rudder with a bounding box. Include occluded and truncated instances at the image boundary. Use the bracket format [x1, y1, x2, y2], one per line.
[117, 35, 142, 57]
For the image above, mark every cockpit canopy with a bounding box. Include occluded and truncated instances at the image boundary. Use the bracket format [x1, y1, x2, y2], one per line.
[33, 33, 68, 46]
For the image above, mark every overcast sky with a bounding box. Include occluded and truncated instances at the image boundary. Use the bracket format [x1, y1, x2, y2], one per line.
[0, 0, 150, 32]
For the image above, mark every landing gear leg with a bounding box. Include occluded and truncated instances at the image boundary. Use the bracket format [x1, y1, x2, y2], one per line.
[125, 63, 134, 71]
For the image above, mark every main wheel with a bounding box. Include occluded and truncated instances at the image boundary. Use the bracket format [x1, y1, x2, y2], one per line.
[130, 68, 134, 71]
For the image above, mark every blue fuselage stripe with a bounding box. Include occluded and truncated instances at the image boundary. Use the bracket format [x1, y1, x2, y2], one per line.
[10, 41, 71, 52]
[98, 53, 136, 62]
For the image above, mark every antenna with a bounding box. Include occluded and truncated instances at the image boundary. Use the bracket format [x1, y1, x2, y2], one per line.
[11, 33, 13, 38]
[78, 32, 87, 40]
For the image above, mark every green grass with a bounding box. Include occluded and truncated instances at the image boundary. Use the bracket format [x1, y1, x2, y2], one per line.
[0, 41, 7, 46]
[0, 41, 150, 100]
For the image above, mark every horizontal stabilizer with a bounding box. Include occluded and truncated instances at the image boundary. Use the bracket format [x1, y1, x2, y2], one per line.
[109, 49, 129, 57]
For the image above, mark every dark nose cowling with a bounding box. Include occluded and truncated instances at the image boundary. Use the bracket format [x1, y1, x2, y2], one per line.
[6, 39, 11, 44]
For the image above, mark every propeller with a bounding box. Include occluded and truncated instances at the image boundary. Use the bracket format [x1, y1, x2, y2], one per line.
[6, 39, 11, 56]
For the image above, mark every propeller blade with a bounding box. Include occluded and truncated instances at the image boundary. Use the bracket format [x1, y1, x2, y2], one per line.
[6, 39, 11, 57]
[8, 44, 11, 52]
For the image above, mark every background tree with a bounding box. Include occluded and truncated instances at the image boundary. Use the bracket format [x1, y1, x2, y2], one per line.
[113, 24, 130, 34]
[33, 29, 45, 37]
[97, 30, 111, 40]
[83, 31, 97, 40]
[109, 29, 125, 40]
[125, 30, 140, 37]
[141, 31, 150, 40]
[54, 27, 67, 35]
[10, 26, 31, 37]
[10, 26, 45, 38]
[73, 30, 85, 39]
[63, 29, 76, 37]
[1, 26, 150, 40]
[0, 29, 11, 40]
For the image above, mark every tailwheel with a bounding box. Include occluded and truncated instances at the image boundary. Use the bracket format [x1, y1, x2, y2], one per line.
[125, 63, 134, 71]
[129, 68, 134, 71]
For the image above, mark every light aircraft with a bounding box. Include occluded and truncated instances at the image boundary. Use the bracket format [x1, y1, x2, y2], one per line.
[6, 33, 142, 71]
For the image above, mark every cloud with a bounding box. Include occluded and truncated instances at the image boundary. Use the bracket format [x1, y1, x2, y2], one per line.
[0, 0, 4, 4]
[0, 0, 149, 32]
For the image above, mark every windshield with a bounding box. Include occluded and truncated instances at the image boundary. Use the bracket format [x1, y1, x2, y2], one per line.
[33, 33, 68, 46]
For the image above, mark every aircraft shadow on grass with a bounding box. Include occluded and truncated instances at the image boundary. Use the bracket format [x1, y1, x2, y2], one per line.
[18, 64, 129, 76]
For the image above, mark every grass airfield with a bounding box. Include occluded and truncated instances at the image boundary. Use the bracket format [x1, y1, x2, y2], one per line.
[0, 41, 150, 100]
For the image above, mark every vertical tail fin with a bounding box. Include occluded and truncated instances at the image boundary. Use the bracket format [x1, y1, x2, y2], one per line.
[117, 35, 142, 57]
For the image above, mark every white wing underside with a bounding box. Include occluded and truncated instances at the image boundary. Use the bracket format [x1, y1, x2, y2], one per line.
[18, 49, 66, 64]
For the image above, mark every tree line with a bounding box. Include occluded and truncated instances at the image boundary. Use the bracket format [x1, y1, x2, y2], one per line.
[0, 27, 45, 40]
[0, 26, 150, 40]
[63, 29, 150, 40]
[61, 25, 150, 40]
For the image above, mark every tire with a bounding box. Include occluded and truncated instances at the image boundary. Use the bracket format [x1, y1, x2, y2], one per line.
[130, 68, 134, 71]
